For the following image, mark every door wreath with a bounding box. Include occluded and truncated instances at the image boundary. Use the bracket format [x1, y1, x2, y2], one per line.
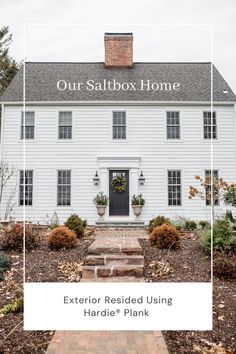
[111, 176, 127, 193]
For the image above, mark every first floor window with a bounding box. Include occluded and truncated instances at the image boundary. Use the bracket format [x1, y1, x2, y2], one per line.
[113, 111, 126, 139]
[203, 111, 217, 139]
[205, 170, 219, 205]
[19, 170, 33, 206]
[59, 112, 72, 139]
[168, 170, 181, 206]
[57, 170, 71, 206]
[167, 111, 180, 139]
[21, 111, 35, 139]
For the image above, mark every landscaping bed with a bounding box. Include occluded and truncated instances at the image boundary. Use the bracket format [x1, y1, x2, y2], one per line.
[25, 232, 95, 282]
[140, 232, 211, 282]
[0, 251, 54, 353]
[163, 277, 236, 354]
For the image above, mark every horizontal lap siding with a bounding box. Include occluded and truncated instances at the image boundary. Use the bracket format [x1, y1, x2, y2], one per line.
[1, 105, 236, 224]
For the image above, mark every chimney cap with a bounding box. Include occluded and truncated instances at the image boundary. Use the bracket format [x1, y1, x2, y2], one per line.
[105, 32, 133, 37]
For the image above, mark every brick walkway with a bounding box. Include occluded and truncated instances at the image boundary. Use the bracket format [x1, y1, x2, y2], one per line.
[46, 228, 169, 354]
[47, 331, 169, 354]
[95, 228, 148, 238]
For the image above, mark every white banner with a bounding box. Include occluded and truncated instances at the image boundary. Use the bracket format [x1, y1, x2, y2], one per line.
[24, 282, 212, 330]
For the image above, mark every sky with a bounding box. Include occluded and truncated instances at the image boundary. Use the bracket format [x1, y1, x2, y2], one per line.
[1, 0, 236, 92]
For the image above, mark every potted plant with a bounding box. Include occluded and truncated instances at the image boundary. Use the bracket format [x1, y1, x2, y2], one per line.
[93, 192, 109, 221]
[131, 194, 145, 221]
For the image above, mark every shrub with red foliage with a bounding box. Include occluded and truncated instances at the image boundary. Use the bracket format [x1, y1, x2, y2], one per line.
[213, 251, 236, 279]
[149, 223, 180, 249]
[48, 226, 77, 250]
[0, 223, 39, 251]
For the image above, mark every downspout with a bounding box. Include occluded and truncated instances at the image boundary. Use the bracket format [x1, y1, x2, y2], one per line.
[0, 103, 4, 220]
[0, 103, 4, 159]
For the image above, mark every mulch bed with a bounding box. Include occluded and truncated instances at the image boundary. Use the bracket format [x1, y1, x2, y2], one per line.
[1, 229, 235, 353]
[25, 233, 94, 282]
[140, 232, 211, 282]
[163, 278, 236, 353]
[0, 251, 54, 354]
[0, 230, 94, 353]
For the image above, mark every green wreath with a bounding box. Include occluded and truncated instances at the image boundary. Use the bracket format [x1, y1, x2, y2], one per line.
[111, 176, 127, 193]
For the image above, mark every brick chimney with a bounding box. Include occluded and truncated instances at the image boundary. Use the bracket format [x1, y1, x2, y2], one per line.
[104, 33, 133, 68]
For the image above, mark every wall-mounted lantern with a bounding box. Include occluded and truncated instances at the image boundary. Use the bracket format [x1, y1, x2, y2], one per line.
[93, 171, 100, 186]
[139, 171, 145, 185]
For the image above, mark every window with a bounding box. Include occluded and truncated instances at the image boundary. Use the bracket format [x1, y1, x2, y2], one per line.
[167, 112, 180, 139]
[57, 170, 71, 206]
[168, 170, 181, 206]
[203, 112, 217, 139]
[21, 112, 35, 139]
[113, 112, 126, 139]
[59, 112, 72, 139]
[19, 170, 33, 206]
[205, 170, 219, 205]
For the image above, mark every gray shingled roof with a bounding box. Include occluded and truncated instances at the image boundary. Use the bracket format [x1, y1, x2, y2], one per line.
[1, 62, 235, 102]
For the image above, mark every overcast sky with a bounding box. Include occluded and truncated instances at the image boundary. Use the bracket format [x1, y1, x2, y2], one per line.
[1, 0, 236, 92]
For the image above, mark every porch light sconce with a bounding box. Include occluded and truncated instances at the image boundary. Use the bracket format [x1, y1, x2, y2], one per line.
[93, 171, 100, 186]
[139, 171, 145, 185]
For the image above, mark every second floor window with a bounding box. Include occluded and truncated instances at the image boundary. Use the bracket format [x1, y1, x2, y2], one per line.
[167, 112, 180, 139]
[59, 112, 72, 139]
[57, 170, 71, 206]
[203, 112, 217, 139]
[21, 112, 35, 139]
[113, 111, 126, 139]
[19, 170, 33, 206]
[205, 170, 219, 205]
[168, 170, 181, 206]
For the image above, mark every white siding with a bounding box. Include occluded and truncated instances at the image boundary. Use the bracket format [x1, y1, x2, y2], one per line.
[1, 104, 236, 224]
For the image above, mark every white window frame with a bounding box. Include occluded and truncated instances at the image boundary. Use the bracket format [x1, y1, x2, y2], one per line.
[167, 170, 182, 206]
[19, 170, 33, 206]
[112, 111, 127, 140]
[57, 170, 71, 206]
[205, 169, 219, 206]
[20, 111, 35, 140]
[166, 111, 181, 140]
[58, 111, 73, 140]
[203, 111, 217, 140]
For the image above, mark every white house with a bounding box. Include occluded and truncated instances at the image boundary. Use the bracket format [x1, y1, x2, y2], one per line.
[0, 33, 236, 225]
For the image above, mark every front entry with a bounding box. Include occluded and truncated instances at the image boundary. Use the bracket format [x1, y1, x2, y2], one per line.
[109, 170, 129, 216]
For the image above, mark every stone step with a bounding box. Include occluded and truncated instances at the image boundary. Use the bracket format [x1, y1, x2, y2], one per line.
[86, 254, 144, 266]
[88, 244, 142, 255]
[95, 221, 145, 228]
[81, 277, 145, 282]
[83, 264, 143, 279]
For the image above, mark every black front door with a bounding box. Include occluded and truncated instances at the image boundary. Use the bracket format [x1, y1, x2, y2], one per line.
[109, 170, 129, 216]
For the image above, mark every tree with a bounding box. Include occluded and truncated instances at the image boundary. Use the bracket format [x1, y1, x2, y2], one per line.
[224, 185, 236, 208]
[188, 175, 234, 220]
[0, 157, 17, 220]
[0, 26, 19, 95]
[0, 26, 19, 131]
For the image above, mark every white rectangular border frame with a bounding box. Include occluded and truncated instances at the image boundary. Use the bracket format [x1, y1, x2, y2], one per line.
[22, 23, 214, 330]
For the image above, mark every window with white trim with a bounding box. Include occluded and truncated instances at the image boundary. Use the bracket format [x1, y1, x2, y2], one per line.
[205, 170, 219, 205]
[167, 112, 180, 139]
[21, 112, 35, 139]
[59, 112, 72, 139]
[57, 170, 71, 206]
[113, 112, 126, 139]
[203, 112, 217, 139]
[19, 170, 33, 206]
[168, 170, 181, 206]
